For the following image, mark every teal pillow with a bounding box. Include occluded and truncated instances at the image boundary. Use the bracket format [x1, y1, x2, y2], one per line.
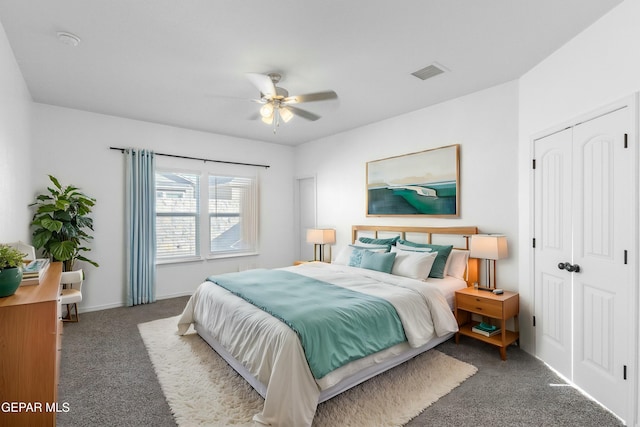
[358, 236, 400, 246]
[350, 243, 391, 252]
[347, 244, 391, 267]
[397, 239, 453, 279]
[360, 251, 397, 274]
[397, 239, 430, 248]
[348, 247, 367, 267]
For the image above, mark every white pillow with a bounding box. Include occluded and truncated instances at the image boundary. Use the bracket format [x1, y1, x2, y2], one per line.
[334, 244, 389, 265]
[353, 241, 392, 250]
[390, 247, 438, 279]
[445, 249, 470, 280]
[395, 242, 433, 252]
[333, 246, 352, 265]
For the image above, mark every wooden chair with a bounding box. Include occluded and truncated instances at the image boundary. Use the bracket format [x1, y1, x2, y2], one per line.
[60, 270, 83, 322]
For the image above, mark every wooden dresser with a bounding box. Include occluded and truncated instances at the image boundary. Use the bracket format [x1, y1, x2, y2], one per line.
[0, 262, 62, 427]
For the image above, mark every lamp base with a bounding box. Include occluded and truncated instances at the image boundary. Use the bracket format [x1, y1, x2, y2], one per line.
[476, 286, 494, 292]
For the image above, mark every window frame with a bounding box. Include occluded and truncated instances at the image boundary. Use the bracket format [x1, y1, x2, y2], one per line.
[155, 167, 259, 264]
[155, 169, 201, 263]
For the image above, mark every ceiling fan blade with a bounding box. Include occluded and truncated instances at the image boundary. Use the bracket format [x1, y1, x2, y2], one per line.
[287, 106, 321, 121]
[246, 73, 276, 98]
[283, 90, 338, 104]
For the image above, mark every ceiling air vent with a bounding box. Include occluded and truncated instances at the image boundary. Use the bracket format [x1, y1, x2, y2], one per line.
[411, 63, 446, 81]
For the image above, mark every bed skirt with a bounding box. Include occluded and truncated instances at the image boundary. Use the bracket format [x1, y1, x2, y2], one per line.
[194, 322, 453, 404]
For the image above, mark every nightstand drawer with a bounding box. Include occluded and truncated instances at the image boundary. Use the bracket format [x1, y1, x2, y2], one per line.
[456, 293, 503, 317]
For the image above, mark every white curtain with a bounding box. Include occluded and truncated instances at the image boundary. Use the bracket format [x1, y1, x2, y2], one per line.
[125, 148, 156, 306]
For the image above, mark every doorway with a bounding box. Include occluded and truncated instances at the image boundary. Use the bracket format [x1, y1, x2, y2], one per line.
[295, 176, 316, 262]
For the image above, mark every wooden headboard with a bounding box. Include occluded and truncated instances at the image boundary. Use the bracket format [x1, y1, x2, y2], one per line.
[351, 225, 479, 287]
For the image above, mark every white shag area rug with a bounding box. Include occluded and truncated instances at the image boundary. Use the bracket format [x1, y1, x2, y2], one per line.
[138, 316, 477, 427]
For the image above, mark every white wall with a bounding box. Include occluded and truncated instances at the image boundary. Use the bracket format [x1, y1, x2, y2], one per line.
[8, 0, 635, 371]
[518, 0, 640, 353]
[0, 19, 32, 243]
[31, 104, 296, 311]
[295, 81, 519, 289]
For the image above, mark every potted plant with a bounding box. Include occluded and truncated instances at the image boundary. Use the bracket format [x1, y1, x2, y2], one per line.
[30, 175, 99, 272]
[0, 244, 26, 297]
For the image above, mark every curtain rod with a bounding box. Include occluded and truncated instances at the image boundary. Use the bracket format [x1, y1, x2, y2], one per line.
[109, 147, 270, 169]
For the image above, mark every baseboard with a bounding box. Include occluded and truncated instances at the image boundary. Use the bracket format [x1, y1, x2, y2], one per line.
[78, 291, 193, 314]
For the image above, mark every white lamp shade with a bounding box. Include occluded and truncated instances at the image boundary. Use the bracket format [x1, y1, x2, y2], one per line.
[260, 103, 274, 118]
[306, 228, 336, 245]
[279, 107, 294, 123]
[470, 234, 508, 260]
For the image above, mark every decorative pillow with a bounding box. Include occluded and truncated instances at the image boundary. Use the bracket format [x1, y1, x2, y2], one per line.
[396, 238, 430, 248]
[333, 244, 389, 265]
[358, 236, 400, 246]
[348, 247, 368, 267]
[390, 247, 438, 279]
[445, 249, 470, 280]
[360, 250, 397, 274]
[395, 242, 432, 252]
[333, 246, 351, 265]
[352, 242, 392, 251]
[396, 239, 453, 279]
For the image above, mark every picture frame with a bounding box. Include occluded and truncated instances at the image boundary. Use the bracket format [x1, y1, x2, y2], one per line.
[366, 144, 460, 217]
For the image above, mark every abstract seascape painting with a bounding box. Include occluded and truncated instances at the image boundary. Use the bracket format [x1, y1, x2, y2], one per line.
[366, 144, 460, 217]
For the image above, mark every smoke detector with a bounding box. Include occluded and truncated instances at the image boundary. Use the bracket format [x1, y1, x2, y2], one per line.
[57, 32, 81, 47]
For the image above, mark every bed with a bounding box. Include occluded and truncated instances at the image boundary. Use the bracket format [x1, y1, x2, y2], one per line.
[177, 225, 479, 426]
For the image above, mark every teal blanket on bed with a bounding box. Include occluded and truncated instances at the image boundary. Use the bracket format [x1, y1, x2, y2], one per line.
[206, 269, 406, 379]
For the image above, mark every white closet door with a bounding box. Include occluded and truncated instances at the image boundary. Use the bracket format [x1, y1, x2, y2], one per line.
[571, 107, 633, 421]
[534, 103, 635, 424]
[534, 127, 573, 379]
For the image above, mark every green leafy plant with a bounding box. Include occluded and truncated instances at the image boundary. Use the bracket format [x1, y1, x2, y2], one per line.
[30, 175, 99, 271]
[0, 244, 26, 269]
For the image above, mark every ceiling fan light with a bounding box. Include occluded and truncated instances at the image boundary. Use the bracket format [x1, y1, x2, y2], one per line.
[279, 107, 294, 123]
[261, 115, 273, 125]
[260, 103, 274, 118]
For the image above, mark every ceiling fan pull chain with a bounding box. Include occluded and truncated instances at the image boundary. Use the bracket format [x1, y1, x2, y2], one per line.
[273, 108, 280, 134]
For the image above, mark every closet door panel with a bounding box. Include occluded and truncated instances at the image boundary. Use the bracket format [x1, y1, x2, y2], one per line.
[533, 128, 573, 378]
[580, 135, 615, 260]
[572, 106, 632, 422]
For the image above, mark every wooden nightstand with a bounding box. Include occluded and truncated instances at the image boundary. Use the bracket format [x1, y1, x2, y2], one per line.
[454, 287, 519, 360]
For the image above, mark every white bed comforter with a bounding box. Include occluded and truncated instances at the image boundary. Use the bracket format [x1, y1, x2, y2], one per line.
[177, 262, 459, 427]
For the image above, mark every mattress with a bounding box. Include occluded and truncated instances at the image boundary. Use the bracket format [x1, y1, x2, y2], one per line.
[429, 275, 469, 309]
[178, 262, 462, 427]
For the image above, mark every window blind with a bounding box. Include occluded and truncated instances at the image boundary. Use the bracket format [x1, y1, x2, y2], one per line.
[156, 172, 200, 259]
[209, 175, 258, 255]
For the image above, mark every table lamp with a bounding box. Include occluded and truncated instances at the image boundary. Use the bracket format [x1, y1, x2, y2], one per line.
[306, 228, 336, 262]
[469, 234, 508, 289]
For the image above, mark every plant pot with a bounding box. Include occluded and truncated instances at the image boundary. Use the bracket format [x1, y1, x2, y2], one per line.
[0, 267, 23, 297]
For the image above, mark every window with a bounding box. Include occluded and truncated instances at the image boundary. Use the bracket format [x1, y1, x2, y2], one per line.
[156, 170, 258, 261]
[156, 172, 200, 259]
[209, 175, 258, 255]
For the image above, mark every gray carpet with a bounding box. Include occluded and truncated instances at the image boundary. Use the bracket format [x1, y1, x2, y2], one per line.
[57, 296, 623, 427]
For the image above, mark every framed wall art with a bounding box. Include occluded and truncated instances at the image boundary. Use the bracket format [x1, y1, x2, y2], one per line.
[366, 144, 460, 217]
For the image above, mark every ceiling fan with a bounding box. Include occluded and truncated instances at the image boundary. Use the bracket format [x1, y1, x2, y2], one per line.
[246, 72, 338, 133]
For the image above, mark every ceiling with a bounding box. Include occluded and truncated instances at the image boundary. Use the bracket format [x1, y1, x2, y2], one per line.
[0, 1, 622, 146]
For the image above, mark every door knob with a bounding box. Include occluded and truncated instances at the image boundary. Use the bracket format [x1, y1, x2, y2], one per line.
[558, 262, 580, 273]
[566, 263, 580, 273]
